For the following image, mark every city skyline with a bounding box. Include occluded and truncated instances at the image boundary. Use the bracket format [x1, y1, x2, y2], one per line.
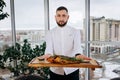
[0, 0, 120, 30]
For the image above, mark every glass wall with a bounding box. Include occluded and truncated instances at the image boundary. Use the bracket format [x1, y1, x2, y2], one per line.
[1, 0, 120, 80]
[90, 0, 120, 79]
[0, 0, 45, 52]
[0, 0, 11, 53]
[14, 0, 45, 46]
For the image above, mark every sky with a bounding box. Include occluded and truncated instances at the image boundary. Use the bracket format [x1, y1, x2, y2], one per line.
[0, 0, 120, 30]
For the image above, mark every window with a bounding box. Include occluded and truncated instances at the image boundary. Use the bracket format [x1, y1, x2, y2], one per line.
[0, 0, 11, 52]
[115, 24, 119, 39]
[14, 0, 45, 45]
[91, 0, 120, 79]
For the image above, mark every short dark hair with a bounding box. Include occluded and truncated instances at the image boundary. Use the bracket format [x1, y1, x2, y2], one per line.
[56, 6, 68, 13]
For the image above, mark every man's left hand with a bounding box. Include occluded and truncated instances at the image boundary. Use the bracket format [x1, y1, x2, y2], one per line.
[76, 54, 91, 60]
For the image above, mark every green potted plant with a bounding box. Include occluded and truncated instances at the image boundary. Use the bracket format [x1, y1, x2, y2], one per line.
[0, 39, 49, 79]
[2, 42, 21, 76]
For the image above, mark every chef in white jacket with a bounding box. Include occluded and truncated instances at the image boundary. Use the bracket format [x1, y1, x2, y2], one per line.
[39, 6, 91, 80]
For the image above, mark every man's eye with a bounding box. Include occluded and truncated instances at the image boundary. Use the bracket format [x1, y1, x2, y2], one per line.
[57, 15, 60, 17]
[62, 15, 66, 17]
[63, 15, 65, 17]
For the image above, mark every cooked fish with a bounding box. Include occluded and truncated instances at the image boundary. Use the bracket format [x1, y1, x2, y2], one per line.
[47, 55, 84, 64]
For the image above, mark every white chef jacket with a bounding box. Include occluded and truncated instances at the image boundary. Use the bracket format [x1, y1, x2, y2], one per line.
[45, 25, 83, 75]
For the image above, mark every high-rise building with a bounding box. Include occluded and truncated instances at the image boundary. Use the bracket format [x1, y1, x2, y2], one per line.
[83, 16, 120, 41]
[83, 16, 120, 54]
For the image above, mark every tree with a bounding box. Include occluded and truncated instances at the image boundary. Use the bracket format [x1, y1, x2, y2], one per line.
[0, 0, 9, 20]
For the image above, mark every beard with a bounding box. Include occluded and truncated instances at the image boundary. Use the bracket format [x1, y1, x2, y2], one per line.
[56, 21, 67, 27]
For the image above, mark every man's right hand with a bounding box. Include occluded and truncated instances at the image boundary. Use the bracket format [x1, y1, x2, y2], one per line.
[38, 54, 51, 59]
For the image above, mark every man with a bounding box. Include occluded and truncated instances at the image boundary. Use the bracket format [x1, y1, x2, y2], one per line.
[39, 6, 91, 80]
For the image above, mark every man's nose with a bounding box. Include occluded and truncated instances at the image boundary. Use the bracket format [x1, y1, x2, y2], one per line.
[59, 16, 64, 20]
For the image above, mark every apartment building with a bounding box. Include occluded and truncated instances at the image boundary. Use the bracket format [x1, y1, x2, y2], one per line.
[83, 16, 120, 54]
[90, 16, 120, 41]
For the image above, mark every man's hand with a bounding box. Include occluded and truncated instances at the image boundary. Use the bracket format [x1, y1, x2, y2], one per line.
[38, 54, 51, 59]
[76, 54, 91, 60]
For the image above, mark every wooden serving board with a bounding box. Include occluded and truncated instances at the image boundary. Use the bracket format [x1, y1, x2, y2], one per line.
[28, 58, 102, 68]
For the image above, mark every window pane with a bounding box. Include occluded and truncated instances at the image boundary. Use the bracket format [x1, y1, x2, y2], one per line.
[90, 0, 120, 41]
[14, 0, 45, 46]
[0, 0, 12, 53]
[90, 0, 120, 79]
